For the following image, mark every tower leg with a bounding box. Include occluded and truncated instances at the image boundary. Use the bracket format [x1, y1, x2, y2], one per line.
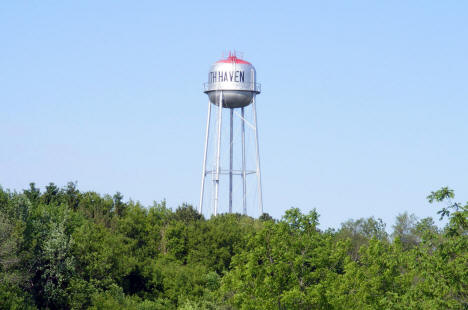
[229, 108, 233, 213]
[214, 91, 223, 216]
[241, 107, 247, 215]
[199, 100, 212, 214]
[252, 96, 263, 214]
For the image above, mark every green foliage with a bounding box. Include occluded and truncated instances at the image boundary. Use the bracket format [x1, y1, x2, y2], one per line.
[259, 212, 274, 222]
[428, 187, 468, 237]
[220, 208, 344, 309]
[186, 213, 259, 274]
[173, 204, 203, 223]
[0, 183, 466, 309]
[0, 212, 23, 286]
[73, 221, 134, 290]
[0, 283, 36, 310]
[337, 216, 388, 260]
[89, 284, 169, 310]
[392, 212, 419, 250]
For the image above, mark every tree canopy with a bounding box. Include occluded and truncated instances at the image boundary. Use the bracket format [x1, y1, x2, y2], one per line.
[0, 183, 466, 309]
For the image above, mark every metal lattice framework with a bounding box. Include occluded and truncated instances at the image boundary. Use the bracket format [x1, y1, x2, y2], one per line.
[199, 91, 263, 216]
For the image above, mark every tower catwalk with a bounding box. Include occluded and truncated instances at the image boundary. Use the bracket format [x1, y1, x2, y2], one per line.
[199, 53, 263, 217]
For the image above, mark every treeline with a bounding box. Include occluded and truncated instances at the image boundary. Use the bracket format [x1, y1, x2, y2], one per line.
[0, 183, 466, 309]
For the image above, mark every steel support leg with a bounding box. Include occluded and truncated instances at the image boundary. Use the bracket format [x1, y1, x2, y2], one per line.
[241, 107, 247, 215]
[199, 100, 212, 214]
[252, 96, 263, 214]
[229, 108, 233, 213]
[214, 91, 223, 216]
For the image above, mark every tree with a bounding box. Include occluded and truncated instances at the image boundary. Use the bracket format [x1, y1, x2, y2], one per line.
[259, 212, 274, 222]
[23, 183, 40, 207]
[186, 213, 258, 274]
[113, 192, 126, 217]
[220, 208, 345, 309]
[172, 204, 203, 223]
[427, 187, 467, 236]
[40, 218, 76, 308]
[0, 212, 23, 287]
[72, 222, 134, 291]
[23, 202, 77, 309]
[392, 212, 418, 250]
[64, 181, 80, 211]
[0, 182, 466, 308]
[337, 217, 388, 260]
[41, 182, 60, 205]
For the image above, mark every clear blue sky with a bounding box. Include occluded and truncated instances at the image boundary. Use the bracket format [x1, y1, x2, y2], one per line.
[1, 1, 467, 229]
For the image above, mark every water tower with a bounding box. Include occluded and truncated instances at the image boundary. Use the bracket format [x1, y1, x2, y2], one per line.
[199, 52, 263, 216]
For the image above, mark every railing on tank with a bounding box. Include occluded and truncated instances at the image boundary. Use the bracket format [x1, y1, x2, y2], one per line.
[203, 82, 261, 93]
